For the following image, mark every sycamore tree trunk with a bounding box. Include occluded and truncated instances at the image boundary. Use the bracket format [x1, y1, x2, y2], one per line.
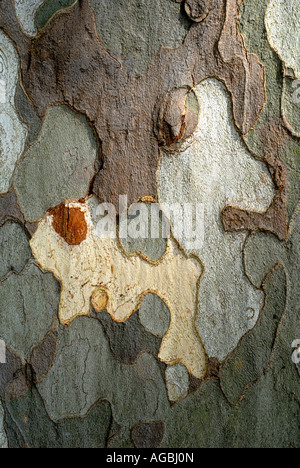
[0, 0, 299, 448]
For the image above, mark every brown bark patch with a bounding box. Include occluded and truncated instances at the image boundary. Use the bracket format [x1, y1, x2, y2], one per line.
[206, 357, 221, 380]
[50, 203, 88, 246]
[0, 348, 31, 401]
[131, 421, 165, 448]
[184, 0, 210, 22]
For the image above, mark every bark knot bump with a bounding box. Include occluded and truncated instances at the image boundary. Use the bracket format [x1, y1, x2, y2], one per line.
[92, 288, 109, 313]
[184, 0, 210, 22]
[156, 87, 200, 151]
[50, 202, 88, 246]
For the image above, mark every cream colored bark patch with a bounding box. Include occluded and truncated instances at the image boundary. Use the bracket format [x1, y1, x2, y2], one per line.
[15, 0, 44, 37]
[158, 79, 275, 360]
[265, 0, 300, 79]
[30, 199, 206, 379]
[0, 31, 28, 194]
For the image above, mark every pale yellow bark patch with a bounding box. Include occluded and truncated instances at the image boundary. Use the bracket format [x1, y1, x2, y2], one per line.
[30, 200, 206, 379]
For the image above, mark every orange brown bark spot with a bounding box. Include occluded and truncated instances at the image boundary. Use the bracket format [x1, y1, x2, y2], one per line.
[50, 203, 88, 245]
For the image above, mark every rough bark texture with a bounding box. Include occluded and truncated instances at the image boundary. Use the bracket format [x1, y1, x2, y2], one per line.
[0, 0, 299, 448]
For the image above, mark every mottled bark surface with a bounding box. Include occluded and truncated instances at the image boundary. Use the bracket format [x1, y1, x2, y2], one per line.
[0, 0, 299, 448]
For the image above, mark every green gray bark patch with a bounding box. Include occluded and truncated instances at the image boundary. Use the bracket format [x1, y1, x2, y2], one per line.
[0, 262, 60, 357]
[14, 105, 99, 222]
[0, 222, 31, 279]
[89, 0, 191, 76]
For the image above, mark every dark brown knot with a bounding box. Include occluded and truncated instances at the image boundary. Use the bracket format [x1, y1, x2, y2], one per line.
[156, 87, 200, 152]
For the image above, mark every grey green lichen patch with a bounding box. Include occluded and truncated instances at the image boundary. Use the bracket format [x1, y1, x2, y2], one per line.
[165, 364, 189, 402]
[15, 84, 42, 147]
[14, 105, 99, 222]
[242, 203, 300, 404]
[89, 0, 192, 76]
[95, 309, 163, 365]
[139, 293, 170, 338]
[36, 316, 169, 427]
[220, 265, 287, 405]
[0, 31, 28, 194]
[36, 0, 77, 30]
[0, 222, 31, 279]
[0, 262, 60, 357]
[161, 366, 300, 448]
[4, 386, 112, 448]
